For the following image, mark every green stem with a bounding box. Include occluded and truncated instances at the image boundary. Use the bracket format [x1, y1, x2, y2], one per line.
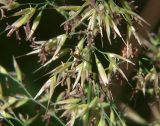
[84, 83, 92, 126]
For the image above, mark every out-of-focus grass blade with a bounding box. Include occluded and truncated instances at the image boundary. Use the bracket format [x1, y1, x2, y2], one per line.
[0, 110, 13, 118]
[13, 57, 22, 82]
[0, 82, 2, 98]
[0, 0, 7, 5]
[0, 1, 20, 10]
[119, 103, 147, 125]
[25, 115, 38, 125]
[75, 104, 88, 118]
[1, 96, 17, 110]
[8, 2, 20, 10]
[56, 92, 65, 102]
[98, 117, 106, 126]
[110, 109, 115, 125]
[0, 65, 7, 74]
[13, 95, 29, 108]
[145, 68, 159, 96]
[77, 37, 85, 50]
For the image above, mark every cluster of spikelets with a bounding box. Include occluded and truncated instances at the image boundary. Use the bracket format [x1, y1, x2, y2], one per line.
[0, 0, 159, 126]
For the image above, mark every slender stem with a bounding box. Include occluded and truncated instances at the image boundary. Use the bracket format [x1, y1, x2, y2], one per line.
[85, 83, 92, 126]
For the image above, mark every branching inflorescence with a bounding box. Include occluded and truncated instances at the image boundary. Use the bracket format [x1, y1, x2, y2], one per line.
[0, 0, 159, 126]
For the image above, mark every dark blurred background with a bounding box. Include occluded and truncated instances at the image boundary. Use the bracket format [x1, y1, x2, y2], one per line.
[2, 0, 160, 126]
